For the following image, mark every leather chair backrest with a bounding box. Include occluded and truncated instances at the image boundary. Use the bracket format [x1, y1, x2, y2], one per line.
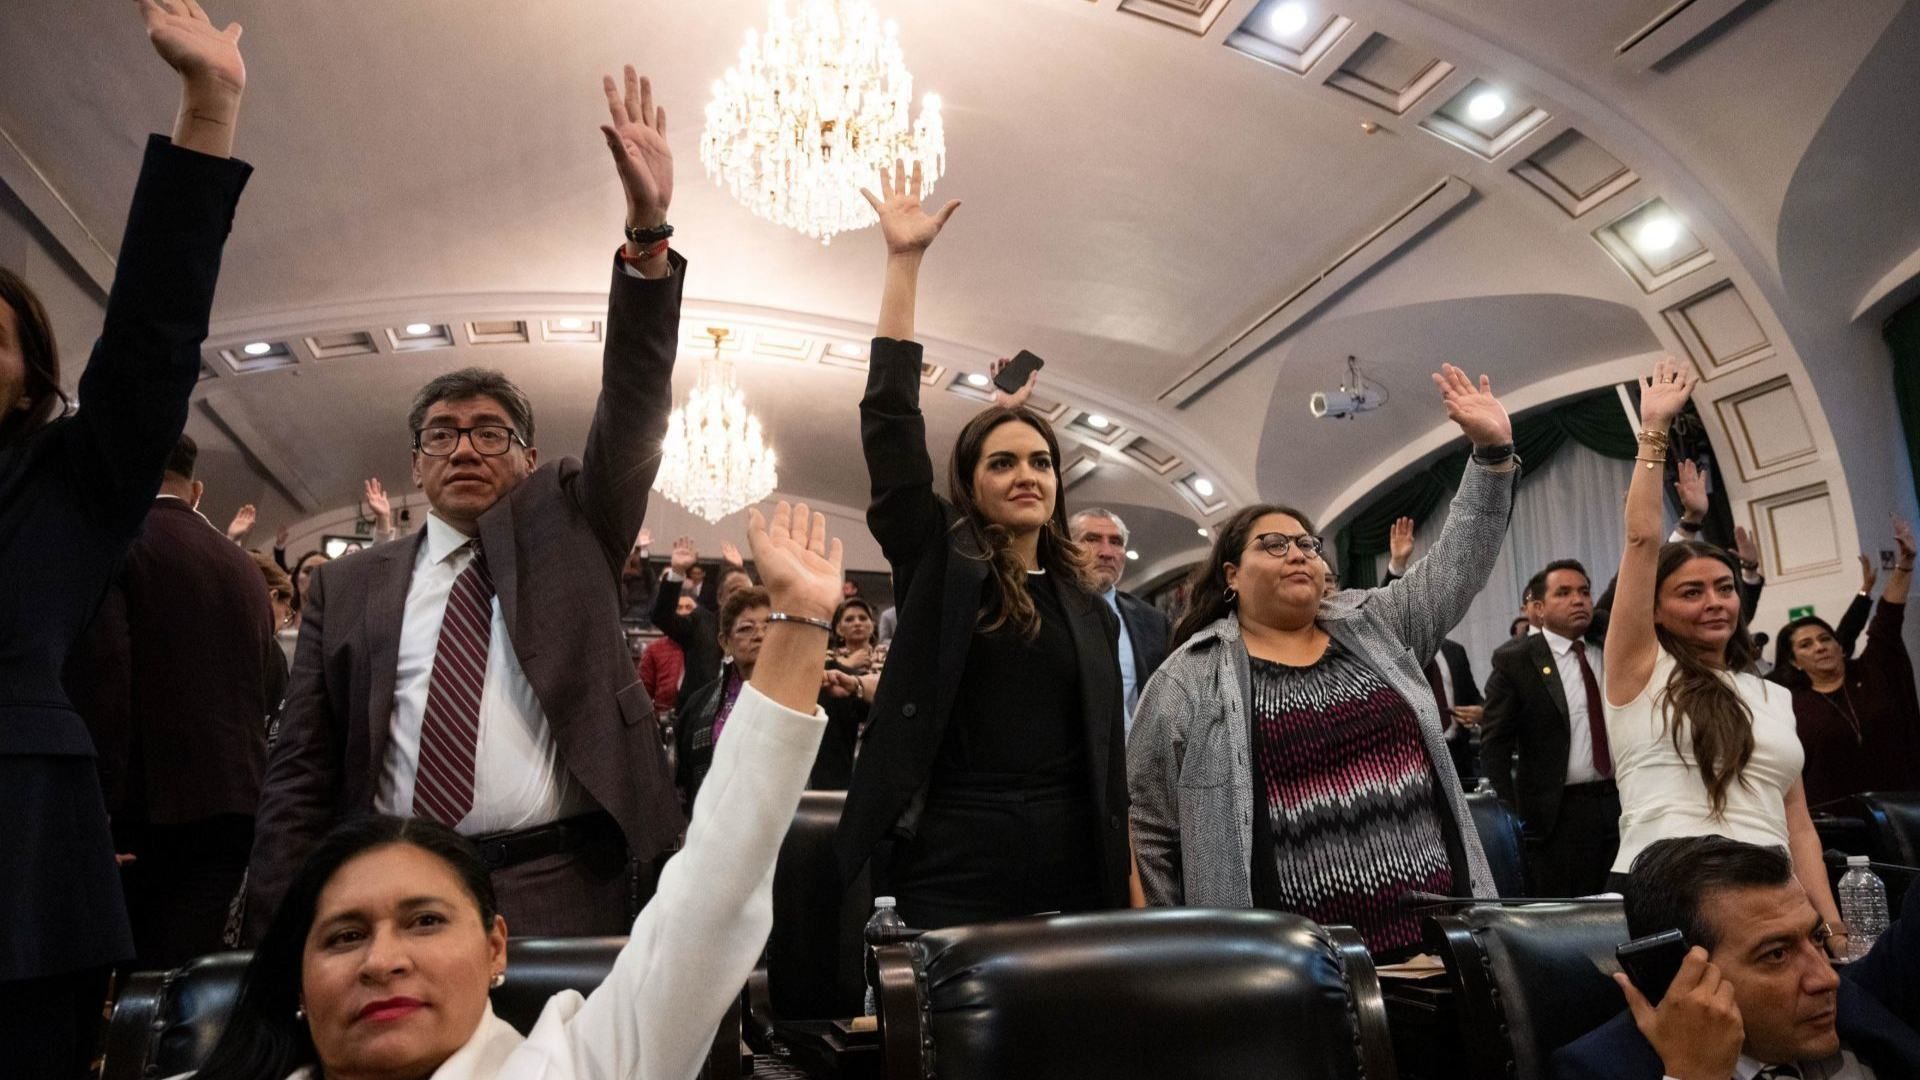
[1427, 901, 1629, 1080]
[104, 939, 627, 1080]
[1464, 788, 1528, 896]
[889, 909, 1394, 1080]
[769, 790, 865, 1020]
[1848, 792, 1920, 867]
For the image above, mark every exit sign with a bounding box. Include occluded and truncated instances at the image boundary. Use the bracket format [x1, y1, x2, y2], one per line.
[1789, 605, 1816, 619]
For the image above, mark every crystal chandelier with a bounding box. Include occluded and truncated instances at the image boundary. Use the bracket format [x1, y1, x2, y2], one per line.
[653, 328, 779, 524]
[700, 0, 946, 244]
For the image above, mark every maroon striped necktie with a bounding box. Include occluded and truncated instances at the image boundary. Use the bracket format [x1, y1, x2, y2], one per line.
[413, 540, 494, 827]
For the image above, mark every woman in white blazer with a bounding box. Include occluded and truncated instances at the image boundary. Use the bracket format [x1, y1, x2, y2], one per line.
[188, 501, 842, 1080]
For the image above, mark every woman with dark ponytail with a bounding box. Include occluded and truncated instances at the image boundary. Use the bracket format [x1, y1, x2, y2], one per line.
[1602, 358, 1843, 954]
[834, 161, 1130, 930]
[1131, 365, 1518, 958]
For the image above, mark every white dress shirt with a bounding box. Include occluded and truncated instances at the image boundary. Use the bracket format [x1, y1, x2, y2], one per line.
[376, 514, 591, 835]
[1541, 626, 1606, 786]
[1693, 1047, 1874, 1079]
[1103, 587, 1140, 739]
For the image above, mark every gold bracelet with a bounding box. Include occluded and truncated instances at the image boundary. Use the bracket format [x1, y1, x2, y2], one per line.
[1634, 453, 1666, 470]
[1635, 429, 1671, 451]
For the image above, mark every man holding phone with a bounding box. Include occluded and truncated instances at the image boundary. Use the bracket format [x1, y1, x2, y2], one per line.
[1555, 835, 1920, 1079]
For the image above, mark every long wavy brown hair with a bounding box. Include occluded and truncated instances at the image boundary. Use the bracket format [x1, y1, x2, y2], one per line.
[1652, 540, 1759, 817]
[946, 406, 1095, 638]
[0, 266, 70, 447]
[1170, 502, 1318, 651]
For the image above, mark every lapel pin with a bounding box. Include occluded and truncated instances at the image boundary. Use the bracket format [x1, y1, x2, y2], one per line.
[1542, 666, 1553, 675]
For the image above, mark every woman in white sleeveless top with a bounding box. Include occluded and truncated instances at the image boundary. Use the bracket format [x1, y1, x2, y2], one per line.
[1602, 359, 1845, 956]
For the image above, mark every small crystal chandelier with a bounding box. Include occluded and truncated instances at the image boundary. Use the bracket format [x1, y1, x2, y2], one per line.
[653, 328, 779, 523]
[700, 0, 946, 244]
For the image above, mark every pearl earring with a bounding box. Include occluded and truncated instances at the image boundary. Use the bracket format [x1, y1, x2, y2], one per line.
[490, 971, 506, 988]
[295, 1006, 306, 1020]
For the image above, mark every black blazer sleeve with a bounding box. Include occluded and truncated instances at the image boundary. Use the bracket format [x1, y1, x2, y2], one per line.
[1835, 592, 1874, 657]
[572, 252, 686, 576]
[652, 571, 698, 648]
[47, 136, 251, 538]
[1479, 650, 1521, 806]
[860, 338, 947, 592]
[244, 561, 343, 942]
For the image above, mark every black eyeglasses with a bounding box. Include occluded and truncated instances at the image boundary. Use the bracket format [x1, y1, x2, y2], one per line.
[413, 425, 526, 457]
[1248, 532, 1326, 558]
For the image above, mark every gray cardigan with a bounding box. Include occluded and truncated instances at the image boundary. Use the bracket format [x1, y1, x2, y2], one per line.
[1128, 457, 1517, 908]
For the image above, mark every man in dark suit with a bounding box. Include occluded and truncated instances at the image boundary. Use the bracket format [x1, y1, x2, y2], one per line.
[1556, 835, 1920, 1079]
[246, 69, 685, 938]
[653, 536, 756, 715]
[64, 434, 276, 970]
[1070, 508, 1171, 740]
[1383, 517, 1483, 781]
[1482, 558, 1619, 897]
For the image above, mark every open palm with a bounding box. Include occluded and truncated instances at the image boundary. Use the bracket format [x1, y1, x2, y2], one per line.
[1431, 364, 1512, 448]
[747, 501, 844, 622]
[600, 66, 672, 225]
[140, 0, 245, 95]
[860, 159, 959, 256]
[1639, 357, 1697, 428]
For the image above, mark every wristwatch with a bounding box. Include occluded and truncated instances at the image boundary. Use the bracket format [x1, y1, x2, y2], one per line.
[624, 221, 673, 246]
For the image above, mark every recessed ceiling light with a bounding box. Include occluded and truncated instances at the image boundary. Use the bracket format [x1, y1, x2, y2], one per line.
[557, 318, 584, 330]
[966, 372, 990, 388]
[1197, 526, 1210, 538]
[1635, 216, 1682, 253]
[405, 322, 433, 336]
[1086, 414, 1110, 430]
[1269, 1, 1310, 36]
[1467, 91, 1508, 122]
[1126, 549, 1140, 561]
[1193, 477, 1216, 498]
[243, 342, 273, 356]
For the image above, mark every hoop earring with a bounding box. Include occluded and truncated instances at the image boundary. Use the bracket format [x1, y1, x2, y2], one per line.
[1224, 587, 1239, 607]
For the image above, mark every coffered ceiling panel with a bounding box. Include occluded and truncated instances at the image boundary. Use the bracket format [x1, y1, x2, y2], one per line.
[1510, 129, 1638, 218]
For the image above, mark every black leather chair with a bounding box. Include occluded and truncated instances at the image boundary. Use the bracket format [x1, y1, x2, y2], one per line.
[1842, 792, 1920, 867]
[102, 938, 741, 1080]
[1424, 901, 1629, 1080]
[768, 791, 865, 1022]
[1464, 787, 1528, 897]
[873, 908, 1396, 1080]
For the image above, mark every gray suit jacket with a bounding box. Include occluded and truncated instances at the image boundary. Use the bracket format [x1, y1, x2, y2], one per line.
[244, 254, 689, 938]
[1128, 457, 1517, 908]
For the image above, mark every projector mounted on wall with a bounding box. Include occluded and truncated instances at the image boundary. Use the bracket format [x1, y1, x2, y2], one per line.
[1309, 355, 1386, 419]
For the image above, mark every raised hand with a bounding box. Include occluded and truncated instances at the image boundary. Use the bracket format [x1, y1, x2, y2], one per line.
[1674, 459, 1709, 523]
[669, 536, 698, 575]
[720, 540, 744, 568]
[1613, 948, 1743, 1080]
[1431, 364, 1512, 449]
[140, 0, 245, 96]
[274, 523, 289, 550]
[989, 357, 1036, 410]
[364, 477, 391, 525]
[1732, 525, 1760, 571]
[599, 66, 673, 230]
[1639, 356, 1697, 430]
[636, 527, 652, 551]
[859, 159, 959, 258]
[1389, 516, 1415, 569]
[1894, 517, 1917, 566]
[1859, 554, 1878, 595]
[747, 501, 844, 624]
[225, 503, 255, 541]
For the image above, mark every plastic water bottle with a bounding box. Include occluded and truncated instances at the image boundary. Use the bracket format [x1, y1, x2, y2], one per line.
[1838, 855, 1889, 962]
[862, 896, 906, 1016]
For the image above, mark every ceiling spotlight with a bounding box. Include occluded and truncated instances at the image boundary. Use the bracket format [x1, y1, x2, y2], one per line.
[405, 323, 433, 336]
[1193, 477, 1216, 498]
[243, 342, 273, 356]
[1635, 216, 1682, 253]
[1197, 526, 1210, 538]
[1086, 414, 1111, 430]
[966, 372, 991, 388]
[557, 317, 584, 330]
[1269, 1, 1310, 36]
[1126, 549, 1140, 561]
[1466, 91, 1508, 123]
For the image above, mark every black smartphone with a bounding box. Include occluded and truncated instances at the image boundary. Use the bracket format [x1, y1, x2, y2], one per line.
[993, 350, 1045, 396]
[1616, 930, 1690, 1005]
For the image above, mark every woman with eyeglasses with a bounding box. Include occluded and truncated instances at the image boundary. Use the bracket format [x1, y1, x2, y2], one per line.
[1129, 366, 1518, 957]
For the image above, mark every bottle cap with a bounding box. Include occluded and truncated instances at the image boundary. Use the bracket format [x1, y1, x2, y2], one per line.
[1848, 855, 1869, 866]
[875, 895, 897, 907]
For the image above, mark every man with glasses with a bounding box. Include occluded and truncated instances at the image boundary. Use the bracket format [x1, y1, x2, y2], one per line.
[246, 67, 687, 937]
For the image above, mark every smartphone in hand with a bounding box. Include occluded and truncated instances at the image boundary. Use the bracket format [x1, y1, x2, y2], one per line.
[993, 350, 1045, 396]
[1616, 930, 1689, 1005]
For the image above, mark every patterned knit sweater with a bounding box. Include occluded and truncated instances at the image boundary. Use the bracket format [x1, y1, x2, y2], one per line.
[1250, 639, 1453, 955]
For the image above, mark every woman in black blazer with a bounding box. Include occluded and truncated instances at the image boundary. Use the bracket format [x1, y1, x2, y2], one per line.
[833, 162, 1130, 930]
[0, 3, 253, 1070]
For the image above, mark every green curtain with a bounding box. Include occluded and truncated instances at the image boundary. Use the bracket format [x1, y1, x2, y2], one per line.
[1888, 294, 1920, 511]
[1335, 387, 1636, 588]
